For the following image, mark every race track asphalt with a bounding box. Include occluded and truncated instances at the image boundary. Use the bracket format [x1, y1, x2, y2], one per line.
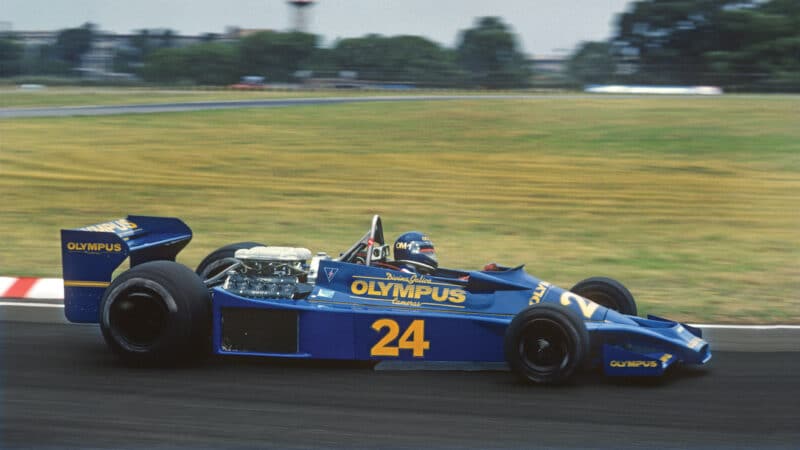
[1, 321, 798, 449]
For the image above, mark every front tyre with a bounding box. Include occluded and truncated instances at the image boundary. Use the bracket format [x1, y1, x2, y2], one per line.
[100, 260, 211, 365]
[570, 277, 637, 316]
[504, 303, 589, 384]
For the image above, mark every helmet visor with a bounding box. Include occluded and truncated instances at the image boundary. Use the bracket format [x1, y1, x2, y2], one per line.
[410, 241, 438, 264]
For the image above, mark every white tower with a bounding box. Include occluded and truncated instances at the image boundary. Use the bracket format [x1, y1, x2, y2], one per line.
[288, 0, 315, 33]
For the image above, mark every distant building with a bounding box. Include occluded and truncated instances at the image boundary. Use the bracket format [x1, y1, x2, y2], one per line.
[78, 37, 117, 77]
[224, 27, 274, 39]
[9, 29, 229, 78]
[529, 55, 567, 74]
[11, 30, 59, 47]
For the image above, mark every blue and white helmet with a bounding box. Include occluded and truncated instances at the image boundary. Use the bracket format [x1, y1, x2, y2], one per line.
[394, 231, 438, 273]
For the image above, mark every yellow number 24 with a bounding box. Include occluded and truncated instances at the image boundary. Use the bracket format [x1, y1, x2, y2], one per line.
[370, 318, 430, 358]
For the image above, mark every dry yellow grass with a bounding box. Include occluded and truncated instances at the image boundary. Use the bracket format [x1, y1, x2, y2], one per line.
[1, 96, 798, 322]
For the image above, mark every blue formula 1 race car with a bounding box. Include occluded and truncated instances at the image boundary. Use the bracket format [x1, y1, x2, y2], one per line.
[61, 215, 711, 384]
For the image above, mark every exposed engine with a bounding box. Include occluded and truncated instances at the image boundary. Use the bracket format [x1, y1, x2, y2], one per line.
[223, 246, 316, 299]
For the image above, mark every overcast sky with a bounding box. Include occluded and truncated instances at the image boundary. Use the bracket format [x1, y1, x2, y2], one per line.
[2, 0, 635, 56]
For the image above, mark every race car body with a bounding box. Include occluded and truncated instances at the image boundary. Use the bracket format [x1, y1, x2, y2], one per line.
[61, 215, 710, 383]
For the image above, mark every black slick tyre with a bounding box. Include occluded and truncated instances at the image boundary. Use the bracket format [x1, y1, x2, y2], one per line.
[100, 260, 211, 365]
[570, 277, 637, 316]
[504, 303, 589, 384]
[195, 241, 264, 281]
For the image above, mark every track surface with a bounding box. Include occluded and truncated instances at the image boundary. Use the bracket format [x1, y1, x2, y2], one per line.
[2, 321, 798, 449]
[0, 94, 632, 118]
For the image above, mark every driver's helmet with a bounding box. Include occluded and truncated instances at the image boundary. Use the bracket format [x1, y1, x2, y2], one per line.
[394, 232, 438, 273]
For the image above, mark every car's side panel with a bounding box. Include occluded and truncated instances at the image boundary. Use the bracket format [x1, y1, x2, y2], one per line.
[313, 260, 616, 324]
[212, 288, 508, 362]
[213, 291, 355, 359]
[298, 308, 357, 359]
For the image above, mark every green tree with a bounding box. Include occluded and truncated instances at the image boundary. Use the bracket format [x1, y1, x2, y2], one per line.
[141, 42, 239, 85]
[611, 0, 800, 89]
[112, 47, 140, 74]
[614, 0, 724, 84]
[567, 41, 616, 85]
[455, 17, 531, 88]
[130, 29, 155, 56]
[239, 31, 317, 81]
[55, 23, 96, 67]
[706, 1, 800, 89]
[0, 37, 23, 77]
[331, 34, 463, 85]
[115, 29, 180, 75]
[302, 47, 336, 75]
[19, 44, 69, 75]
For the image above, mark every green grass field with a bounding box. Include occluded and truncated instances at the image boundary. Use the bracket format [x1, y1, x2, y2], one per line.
[1, 94, 798, 322]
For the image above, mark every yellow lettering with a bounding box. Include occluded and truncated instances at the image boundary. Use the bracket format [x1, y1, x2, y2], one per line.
[81, 219, 138, 233]
[414, 285, 433, 299]
[609, 360, 658, 368]
[398, 320, 430, 357]
[370, 318, 429, 358]
[392, 299, 421, 307]
[65, 241, 122, 253]
[448, 289, 466, 304]
[529, 281, 551, 305]
[351, 280, 368, 295]
[377, 281, 393, 296]
[370, 319, 400, 357]
[431, 287, 448, 302]
[560, 291, 600, 319]
[351, 278, 466, 305]
[393, 283, 414, 299]
[367, 281, 382, 296]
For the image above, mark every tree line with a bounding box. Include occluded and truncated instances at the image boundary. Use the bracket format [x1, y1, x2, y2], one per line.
[1, 1, 798, 90]
[0, 17, 531, 89]
[569, 0, 800, 91]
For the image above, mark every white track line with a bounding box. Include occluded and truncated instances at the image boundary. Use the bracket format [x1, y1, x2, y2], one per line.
[691, 324, 800, 330]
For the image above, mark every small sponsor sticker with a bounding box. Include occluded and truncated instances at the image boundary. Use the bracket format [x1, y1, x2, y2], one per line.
[324, 267, 338, 282]
[316, 288, 335, 299]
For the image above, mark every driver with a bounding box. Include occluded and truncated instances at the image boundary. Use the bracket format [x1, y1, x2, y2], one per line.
[392, 231, 438, 275]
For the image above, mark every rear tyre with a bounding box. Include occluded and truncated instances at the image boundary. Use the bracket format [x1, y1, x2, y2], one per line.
[504, 303, 589, 384]
[195, 242, 265, 281]
[570, 277, 637, 316]
[100, 260, 211, 365]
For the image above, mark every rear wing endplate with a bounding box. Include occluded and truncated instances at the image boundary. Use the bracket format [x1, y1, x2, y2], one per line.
[60, 215, 192, 323]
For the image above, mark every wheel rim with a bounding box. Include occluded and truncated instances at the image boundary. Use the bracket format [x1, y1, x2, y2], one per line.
[108, 286, 168, 349]
[519, 318, 571, 374]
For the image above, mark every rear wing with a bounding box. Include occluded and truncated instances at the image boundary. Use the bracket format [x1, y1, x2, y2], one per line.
[60, 216, 192, 323]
